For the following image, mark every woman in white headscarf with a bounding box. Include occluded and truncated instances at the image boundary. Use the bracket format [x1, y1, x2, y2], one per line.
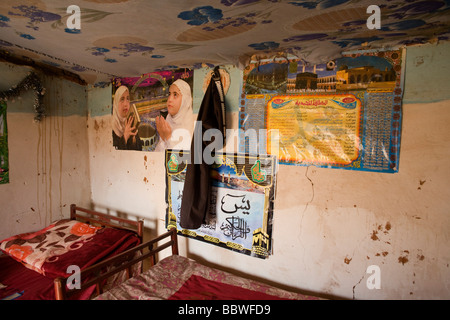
[112, 85, 143, 150]
[155, 79, 194, 151]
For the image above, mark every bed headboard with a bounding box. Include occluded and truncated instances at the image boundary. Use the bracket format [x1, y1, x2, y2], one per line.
[54, 227, 178, 300]
[70, 204, 143, 240]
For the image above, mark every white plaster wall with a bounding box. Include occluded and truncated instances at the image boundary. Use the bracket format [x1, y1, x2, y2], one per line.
[0, 63, 91, 240]
[180, 99, 450, 300]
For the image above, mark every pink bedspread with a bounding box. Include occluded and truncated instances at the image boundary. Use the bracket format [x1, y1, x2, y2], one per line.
[95, 255, 321, 300]
[0, 220, 141, 300]
[0, 220, 140, 278]
[0, 254, 94, 300]
[168, 275, 292, 300]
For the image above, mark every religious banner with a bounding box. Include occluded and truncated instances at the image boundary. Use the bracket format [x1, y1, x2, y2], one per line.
[0, 101, 9, 184]
[239, 49, 404, 173]
[165, 150, 277, 259]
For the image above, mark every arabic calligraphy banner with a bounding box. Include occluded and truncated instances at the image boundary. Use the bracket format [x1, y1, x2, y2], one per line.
[165, 150, 277, 259]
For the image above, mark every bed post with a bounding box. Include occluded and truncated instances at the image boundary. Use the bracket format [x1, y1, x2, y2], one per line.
[171, 228, 179, 256]
[70, 204, 76, 220]
[137, 220, 144, 242]
[149, 242, 156, 266]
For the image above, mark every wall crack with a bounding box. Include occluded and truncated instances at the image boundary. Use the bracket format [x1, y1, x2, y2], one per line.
[302, 166, 315, 214]
[352, 272, 365, 300]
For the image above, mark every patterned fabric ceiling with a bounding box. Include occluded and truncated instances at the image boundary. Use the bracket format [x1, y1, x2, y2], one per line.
[0, 0, 449, 85]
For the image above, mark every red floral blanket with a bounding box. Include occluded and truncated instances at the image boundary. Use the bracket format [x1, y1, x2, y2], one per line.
[0, 219, 140, 279]
[0, 254, 95, 300]
[95, 255, 322, 300]
[169, 275, 292, 300]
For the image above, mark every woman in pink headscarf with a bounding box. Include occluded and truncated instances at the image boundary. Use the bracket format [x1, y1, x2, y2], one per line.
[155, 79, 194, 151]
[112, 86, 143, 150]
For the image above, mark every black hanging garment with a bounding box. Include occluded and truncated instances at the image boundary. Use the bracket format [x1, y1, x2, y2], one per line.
[179, 67, 226, 229]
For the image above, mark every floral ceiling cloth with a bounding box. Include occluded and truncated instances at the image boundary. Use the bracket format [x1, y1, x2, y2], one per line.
[0, 0, 449, 85]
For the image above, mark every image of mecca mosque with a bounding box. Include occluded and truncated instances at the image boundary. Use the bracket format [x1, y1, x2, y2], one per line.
[286, 59, 396, 92]
[287, 63, 337, 92]
[245, 62, 288, 94]
[335, 64, 396, 90]
[246, 58, 396, 94]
